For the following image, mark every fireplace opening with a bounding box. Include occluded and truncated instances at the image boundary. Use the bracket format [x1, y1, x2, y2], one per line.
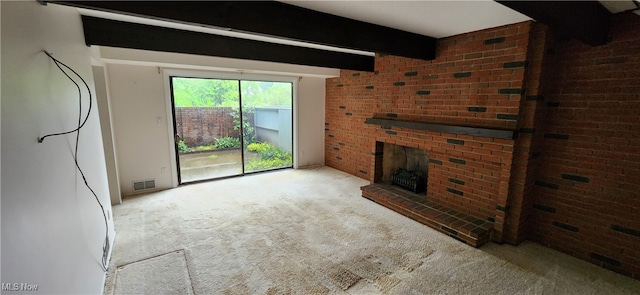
[391, 168, 426, 193]
[364, 140, 493, 247]
[379, 143, 429, 194]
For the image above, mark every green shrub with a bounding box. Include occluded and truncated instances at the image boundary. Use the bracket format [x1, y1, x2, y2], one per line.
[177, 140, 190, 154]
[230, 107, 256, 144]
[246, 142, 292, 170]
[196, 144, 216, 151]
[214, 137, 241, 149]
[259, 147, 289, 161]
[247, 142, 288, 160]
[247, 142, 270, 153]
[246, 158, 292, 170]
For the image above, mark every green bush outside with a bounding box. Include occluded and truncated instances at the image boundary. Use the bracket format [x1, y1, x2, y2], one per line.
[178, 137, 241, 154]
[246, 142, 292, 170]
[246, 142, 271, 153]
[195, 145, 216, 151]
[178, 140, 190, 154]
[180, 139, 290, 170]
[214, 137, 241, 149]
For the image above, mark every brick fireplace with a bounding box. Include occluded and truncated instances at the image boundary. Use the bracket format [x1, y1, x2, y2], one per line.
[380, 142, 429, 193]
[325, 19, 535, 246]
[360, 115, 516, 247]
[326, 14, 640, 279]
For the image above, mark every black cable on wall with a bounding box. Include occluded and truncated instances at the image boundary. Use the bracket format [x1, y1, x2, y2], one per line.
[39, 50, 110, 271]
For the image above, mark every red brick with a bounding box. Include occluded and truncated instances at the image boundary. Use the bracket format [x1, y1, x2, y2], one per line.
[326, 15, 640, 279]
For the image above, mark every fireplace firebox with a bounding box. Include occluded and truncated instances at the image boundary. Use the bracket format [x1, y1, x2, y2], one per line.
[380, 143, 429, 194]
[391, 168, 426, 193]
[363, 141, 493, 248]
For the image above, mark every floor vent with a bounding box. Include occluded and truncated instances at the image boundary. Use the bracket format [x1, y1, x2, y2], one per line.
[133, 179, 156, 192]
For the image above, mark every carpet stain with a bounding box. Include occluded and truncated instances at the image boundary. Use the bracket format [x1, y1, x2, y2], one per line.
[328, 268, 362, 290]
[240, 191, 426, 293]
[268, 284, 330, 295]
[375, 275, 401, 293]
[304, 285, 330, 295]
[394, 248, 434, 272]
[344, 254, 392, 282]
[265, 287, 279, 295]
[222, 283, 250, 295]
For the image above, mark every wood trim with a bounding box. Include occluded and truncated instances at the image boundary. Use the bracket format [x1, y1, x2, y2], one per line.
[497, 1, 611, 46]
[81, 16, 375, 71]
[365, 118, 516, 139]
[51, 1, 436, 60]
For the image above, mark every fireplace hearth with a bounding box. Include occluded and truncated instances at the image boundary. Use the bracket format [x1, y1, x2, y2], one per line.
[364, 139, 494, 247]
[391, 168, 426, 193]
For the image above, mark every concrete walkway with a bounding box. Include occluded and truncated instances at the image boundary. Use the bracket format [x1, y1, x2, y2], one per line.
[179, 149, 256, 182]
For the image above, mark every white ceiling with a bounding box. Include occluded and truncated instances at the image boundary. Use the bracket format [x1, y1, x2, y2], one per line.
[77, 1, 640, 58]
[281, 0, 532, 38]
[81, 0, 639, 74]
[599, 0, 640, 15]
[282, 0, 640, 38]
[78, 8, 375, 56]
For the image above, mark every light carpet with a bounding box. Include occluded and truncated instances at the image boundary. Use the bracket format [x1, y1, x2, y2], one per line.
[104, 167, 640, 294]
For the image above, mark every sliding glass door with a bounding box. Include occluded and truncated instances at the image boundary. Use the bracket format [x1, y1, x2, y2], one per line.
[241, 81, 293, 173]
[170, 76, 293, 184]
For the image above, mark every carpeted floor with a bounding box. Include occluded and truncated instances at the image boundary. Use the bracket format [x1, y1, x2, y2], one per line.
[104, 167, 640, 294]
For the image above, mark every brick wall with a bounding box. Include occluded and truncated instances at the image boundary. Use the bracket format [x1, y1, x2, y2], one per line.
[326, 13, 640, 279]
[369, 129, 509, 223]
[530, 13, 640, 279]
[326, 21, 532, 242]
[175, 107, 238, 146]
[504, 22, 553, 244]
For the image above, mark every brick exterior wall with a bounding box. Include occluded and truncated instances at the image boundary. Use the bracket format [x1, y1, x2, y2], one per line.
[326, 13, 640, 279]
[529, 13, 640, 279]
[175, 107, 238, 146]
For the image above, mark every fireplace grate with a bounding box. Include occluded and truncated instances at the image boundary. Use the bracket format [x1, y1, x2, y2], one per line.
[391, 168, 426, 194]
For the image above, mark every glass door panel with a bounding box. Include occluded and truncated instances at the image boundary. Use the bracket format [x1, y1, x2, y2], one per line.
[241, 81, 293, 173]
[170, 77, 294, 184]
[171, 77, 243, 183]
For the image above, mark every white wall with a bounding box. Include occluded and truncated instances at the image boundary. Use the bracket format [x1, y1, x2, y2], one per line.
[297, 77, 326, 167]
[106, 63, 327, 195]
[99, 46, 340, 78]
[93, 65, 122, 205]
[1, 2, 114, 294]
[107, 64, 174, 196]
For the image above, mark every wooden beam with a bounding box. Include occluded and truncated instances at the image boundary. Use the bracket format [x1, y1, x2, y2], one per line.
[81, 16, 374, 71]
[50, 1, 437, 60]
[497, 1, 611, 46]
[364, 118, 516, 140]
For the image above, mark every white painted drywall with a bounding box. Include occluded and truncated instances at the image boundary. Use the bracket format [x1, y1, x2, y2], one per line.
[106, 64, 174, 196]
[106, 63, 326, 194]
[99, 46, 341, 78]
[93, 65, 122, 205]
[1, 2, 114, 294]
[297, 77, 326, 167]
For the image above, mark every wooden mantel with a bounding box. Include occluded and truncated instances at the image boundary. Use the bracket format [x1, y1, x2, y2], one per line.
[364, 118, 516, 140]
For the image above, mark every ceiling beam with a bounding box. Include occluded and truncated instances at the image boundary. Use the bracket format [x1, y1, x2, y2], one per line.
[81, 16, 375, 71]
[49, 1, 437, 60]
[497, 1, 611, 46]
